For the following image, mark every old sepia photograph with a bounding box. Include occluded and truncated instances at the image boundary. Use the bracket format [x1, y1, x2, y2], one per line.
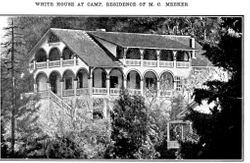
[0, 16, 243, 160]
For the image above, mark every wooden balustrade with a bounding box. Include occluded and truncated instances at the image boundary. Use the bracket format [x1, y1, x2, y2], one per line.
[159, 61, 174, 68]
[49, 60, 60, 68]
[36, 62, 47, 69]
[37, 90, 49, 98]
[143, 60, 157, 67]
[76, 88, 89, 96]
[125, 59, 141, 66]
[62, 59, 74, 67]
[63, 89, 74, 97]
[128, 89, 141, 95]
[110, 88, 121, 96]
[92, 88, 108, 95]
[176, 61, 190, 68]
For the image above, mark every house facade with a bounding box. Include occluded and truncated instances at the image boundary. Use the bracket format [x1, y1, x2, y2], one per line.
[29, 28, 208, 99]
[27, 28, 213, 149]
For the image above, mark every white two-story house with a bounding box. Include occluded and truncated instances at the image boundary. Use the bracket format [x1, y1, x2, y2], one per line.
[28, 28, 209, 100]
[27, 28, 214, 149]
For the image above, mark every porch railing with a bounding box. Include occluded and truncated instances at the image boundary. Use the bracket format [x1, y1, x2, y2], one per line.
[36, 62, 47, 69]
[37, 90, 72, 111]
[63, 89, 75, 97]
[62, 59, 74, 67]
[176, 61, 190, 68]
[38, 90, 49, 98]
[49, 90, 72, 111]
[125, 59, 141, 66]
[159, 61, 174, 68]
[143, 60, 157, 67]
[92, 88, 108, 95]
[110, 88, 121, 96]
[128, 89, 141, 95]
[76, 88, 89, 96]
[49, 60, 60, 68]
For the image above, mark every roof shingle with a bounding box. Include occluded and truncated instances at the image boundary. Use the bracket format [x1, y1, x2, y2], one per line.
[50, 28, 119, 67]
[88, 31, 196, 50]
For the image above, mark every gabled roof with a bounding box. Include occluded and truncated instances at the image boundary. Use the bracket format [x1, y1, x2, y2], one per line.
[88, 31, 212, 67]
[88, 31, 197, 51]
[29, 28, 211, 67]
[28, 28, 120, 67]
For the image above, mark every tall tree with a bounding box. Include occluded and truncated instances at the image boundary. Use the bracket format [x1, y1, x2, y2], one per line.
[1, 17, 43, 158]
[107, 90, 148, 159]
[179, 17, 242, 159]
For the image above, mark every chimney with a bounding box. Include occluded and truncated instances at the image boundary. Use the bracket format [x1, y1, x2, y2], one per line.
[96, 29, 106, 32]
[190, 37, 196, 59]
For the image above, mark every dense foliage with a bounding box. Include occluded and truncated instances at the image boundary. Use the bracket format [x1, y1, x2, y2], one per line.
[179, 17, 242, 159]
[107, 90, 148, 159]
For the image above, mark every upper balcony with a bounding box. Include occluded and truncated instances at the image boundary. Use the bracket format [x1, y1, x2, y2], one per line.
[29, 46, 78, 71]
[117, 48, 191, 69]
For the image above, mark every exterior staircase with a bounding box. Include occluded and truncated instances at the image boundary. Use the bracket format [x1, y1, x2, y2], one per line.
[37, 90, 72, 112]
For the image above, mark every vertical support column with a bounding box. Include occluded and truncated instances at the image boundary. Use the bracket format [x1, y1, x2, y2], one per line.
[123, 48, 127, 65]
[173, 51, 177, 68]
[123, 79, 127, 90]
[33, 60, 36, 70]
[46, 57, 49, 69]
[190, 37, 196, 59]
[60, 79, 64, 97]
[88, 67, 93, 119]
[156, 50, 160, 67]
[167, 122, 170, 142]
[140, 79, 144, 95]
[74, 78, 78, 97]
[88, 67, 93, 96]
[34, 83, 37, 93]
[189, 51, 192, 68]
[157, 80, 160, 97]
[140, 49, 144, 67]
[106, 74, 110, 96]
[74, 55, 77, 66]
[60, 56, 63, 67]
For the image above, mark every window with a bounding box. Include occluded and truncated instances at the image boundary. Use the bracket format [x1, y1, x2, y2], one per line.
[77, 73, 83, 88]
[63, 47, 74, 60]
[145, 78, 155, 88]
[126, 48, 141, 59]
[36, 49, 47, 62]
[102, 71, 106, 88]
[110, 76, 118, 88]
[176, 51, 190, 61]
[135, 73, 140, 89]
[160, 50, 173, 61]
[65, 77, 73, 89]
[49, 48, 60, 61]
[175, 76, 182, 91]
[143, 49, 157, 60]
